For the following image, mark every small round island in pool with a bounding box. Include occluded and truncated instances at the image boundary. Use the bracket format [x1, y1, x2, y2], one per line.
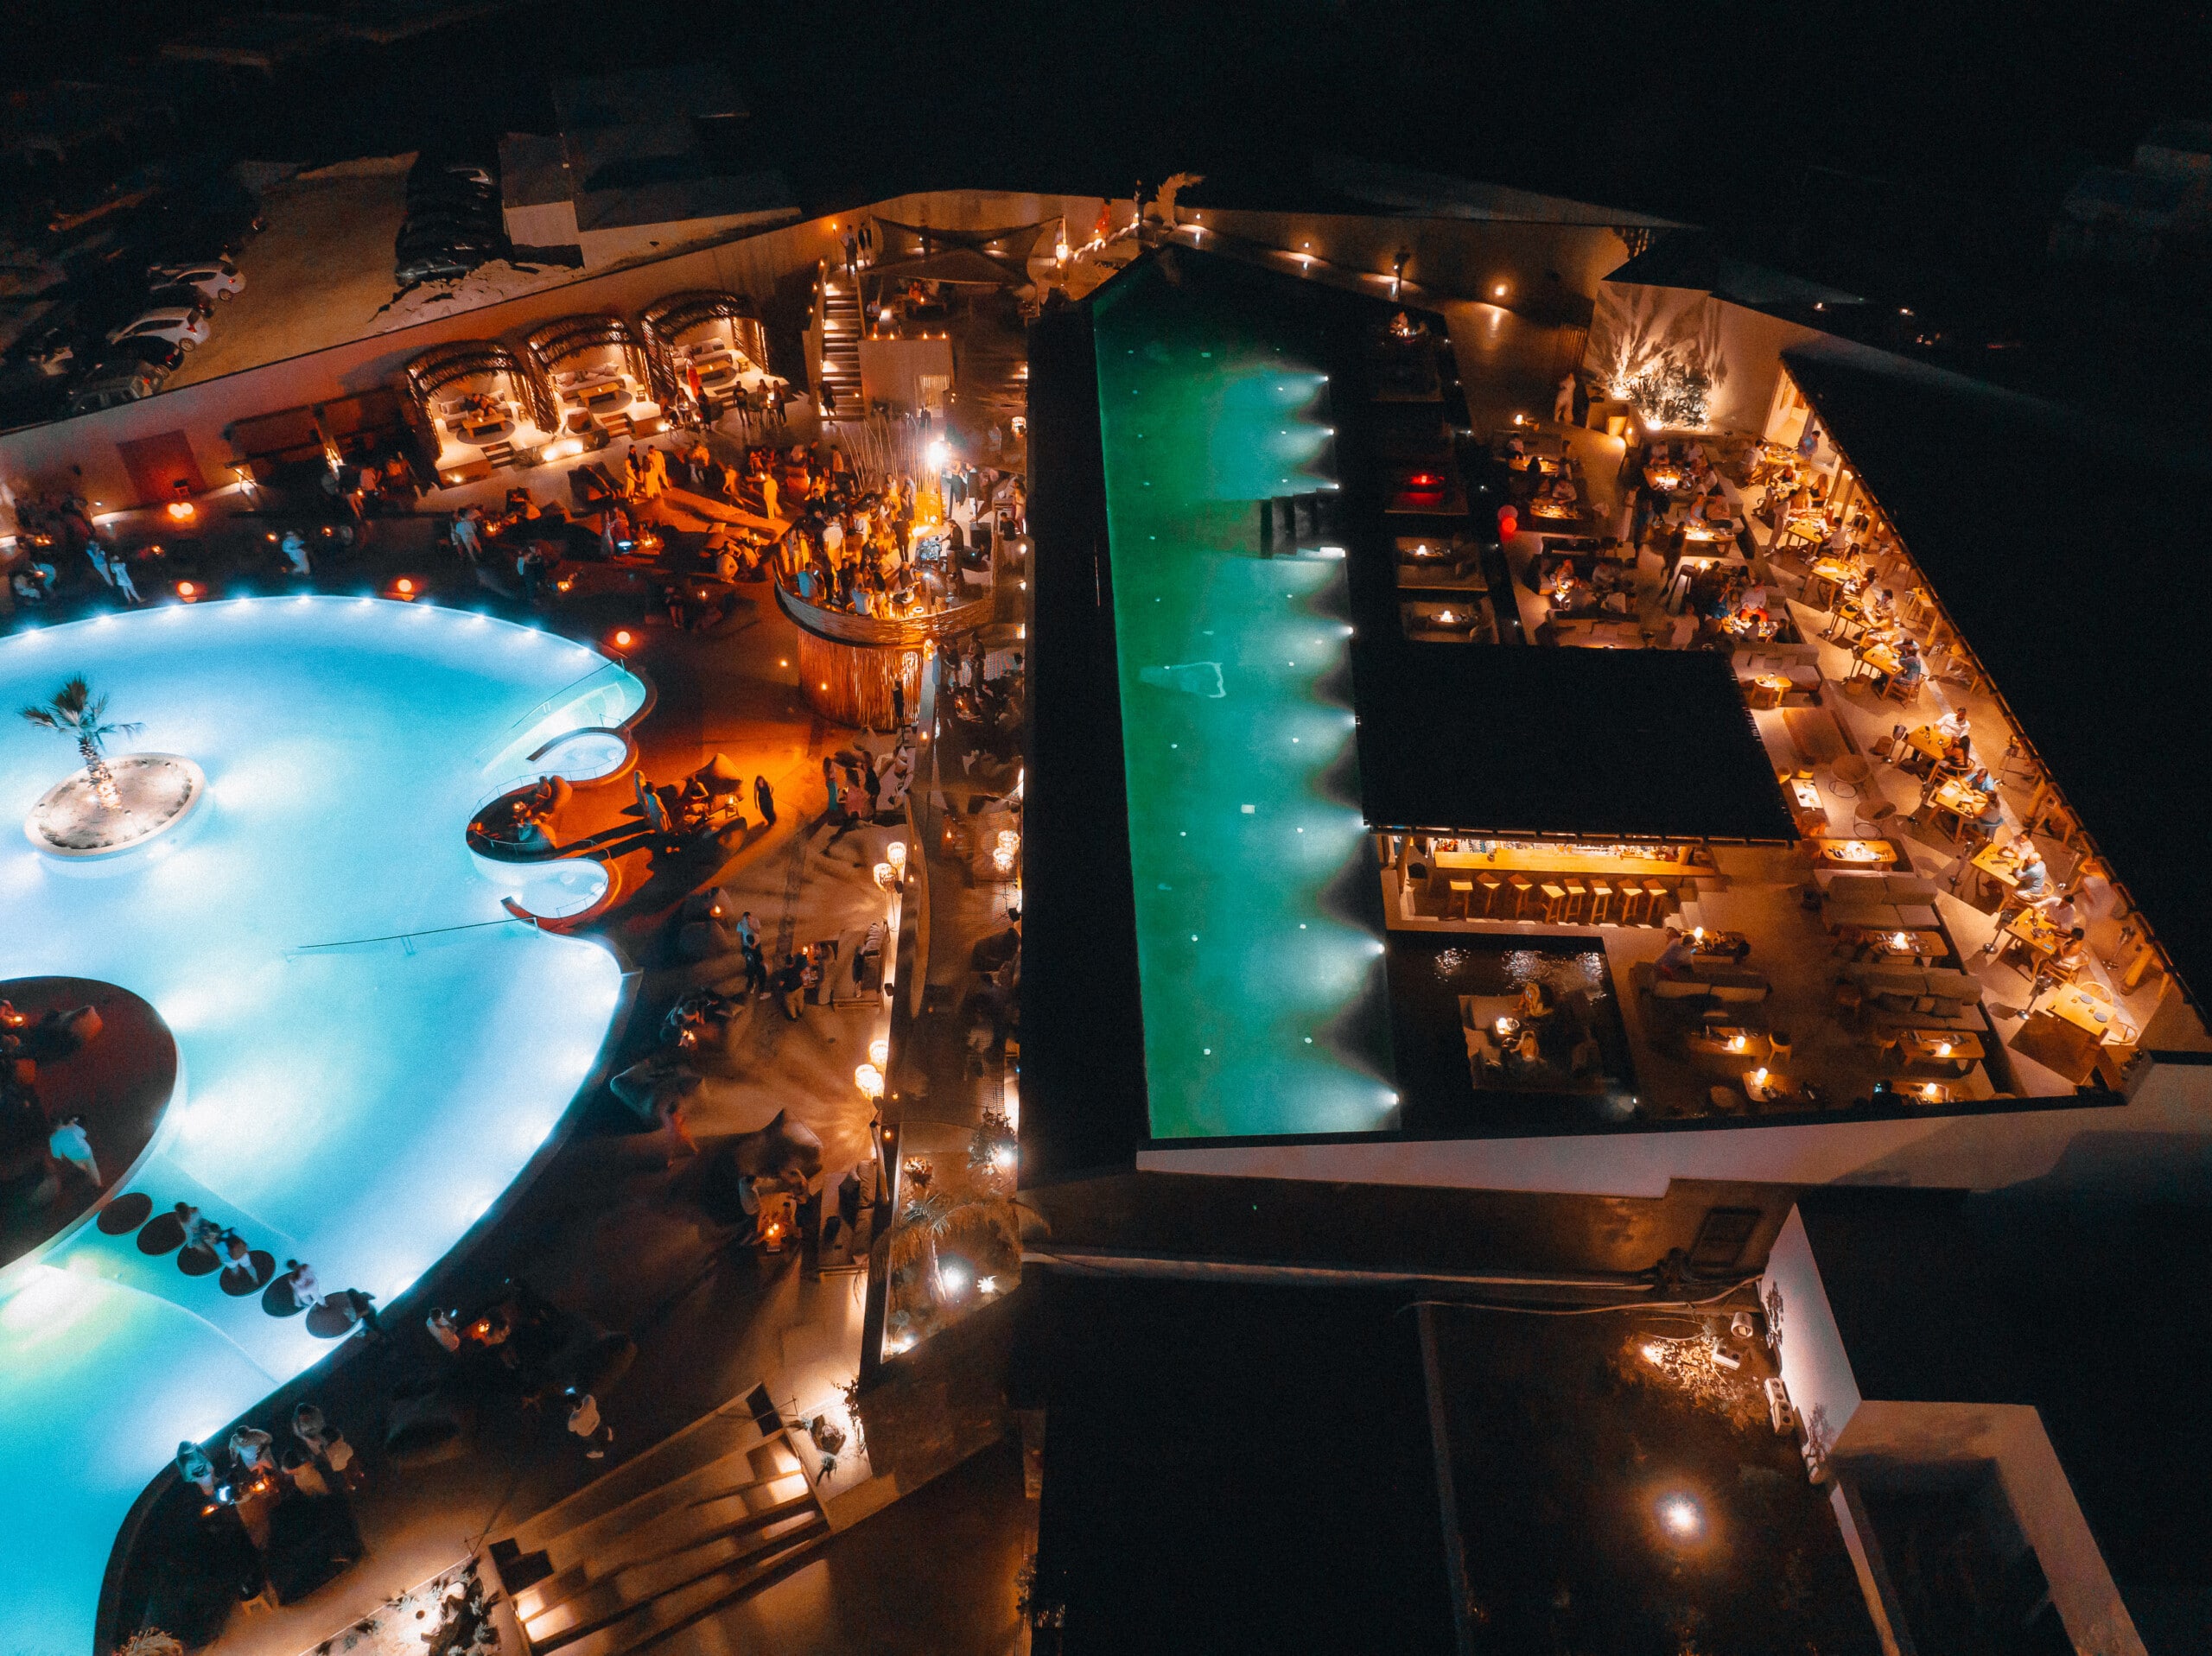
[0, 598, 645, 1653]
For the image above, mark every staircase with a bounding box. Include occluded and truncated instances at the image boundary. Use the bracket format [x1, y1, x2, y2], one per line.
[489, 1422, 829, 1656]
[816, 261, 864, 417]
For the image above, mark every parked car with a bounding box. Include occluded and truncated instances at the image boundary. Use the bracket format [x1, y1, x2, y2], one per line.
[408, 176, 499, 209]
[105, 307, 210, 350]
[67, 361, 162, 414]
[143, 282, 215, 317]
[395, 249, 477, 286]
[399, 209, 502, 241]
[148, 258, 243, 301]
[99, 336, 188, 375]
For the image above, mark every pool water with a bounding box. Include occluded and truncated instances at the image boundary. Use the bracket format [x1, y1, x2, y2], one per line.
[1093, 263, 1395, 1140]
[0, 599, 642, 1655]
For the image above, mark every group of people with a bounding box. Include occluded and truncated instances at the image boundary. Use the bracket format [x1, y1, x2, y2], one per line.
[177, 1399, 360, 1507]
[1, 999, 105, 1195]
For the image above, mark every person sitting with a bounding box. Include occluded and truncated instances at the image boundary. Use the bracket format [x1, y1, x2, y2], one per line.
[176, 1441, 219, 1498]
[1655, 928, 1699, 980]
[2013, 851, 2049, 900]
[2050, 927, 2089, 979]
[1517, 979, 1555, 1023]
[1969, 796, 2007, 842]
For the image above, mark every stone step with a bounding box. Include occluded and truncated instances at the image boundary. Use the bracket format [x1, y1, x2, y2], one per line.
[529, 1513, 830, 1656]
[520, 1493, 820, 1647]
[512, 1462, 812, 1623]
[505, 1415, 783, 1559]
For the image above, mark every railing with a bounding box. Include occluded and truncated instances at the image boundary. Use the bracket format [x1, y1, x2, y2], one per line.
[772, 580, 993, 647]
[471, 657, 649, 768]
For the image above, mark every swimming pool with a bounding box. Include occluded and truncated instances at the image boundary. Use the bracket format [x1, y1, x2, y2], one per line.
[1092, 263, 1396, 1140]
[0, 599, 643, 1654]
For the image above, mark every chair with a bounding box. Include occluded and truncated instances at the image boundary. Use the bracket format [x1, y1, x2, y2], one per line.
[1882, 673, 1920, 705]
[1538, 883, 1568, 924]
[1562, 879, 1588, 924]
[1446, 878, 1474, 921]
[1830, 754, 1872, 799]
[1476, 873, 1504, 919]
[1507, 875, 1535, 918]
[1587, 879, 1614, 925]
[1853, 800, 1897, 836]
[1643, 879, 1674, 922]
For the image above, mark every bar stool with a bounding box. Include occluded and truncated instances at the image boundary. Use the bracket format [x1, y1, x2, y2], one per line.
[1446, 878, 1474, 922]
[1587, 879, 1614, 925]
[1476, 873, 1505, 920]
[1562, 879, 1588, 924]
[1643, 879, 1674, 923]
[1507, 875, 1535, 919]
[1538, 882, 1568, 924]
[1615, 881, 1648, 926]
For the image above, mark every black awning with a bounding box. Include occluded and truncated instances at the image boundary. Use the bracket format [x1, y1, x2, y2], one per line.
[1786, 339, 2212, 1007]
[1353, 643, 1797, 842]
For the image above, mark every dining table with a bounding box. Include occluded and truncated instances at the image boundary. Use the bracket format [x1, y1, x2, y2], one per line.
[1896, 1028, 1982, 1071]
[2042, 982, 2137, 1045]
[1806, 557, 1866, 608]
[2003, 904, 2065, 961]
[1925, 777, 1988, 839]
[1844, 925, 1950, 965]
[1898, 724, 1952, 768]
[1969, 837, 2037, 898]
[1815, 836, 1901, 869]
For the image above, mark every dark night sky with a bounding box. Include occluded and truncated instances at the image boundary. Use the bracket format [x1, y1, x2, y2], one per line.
[10, 0, 2207, 221]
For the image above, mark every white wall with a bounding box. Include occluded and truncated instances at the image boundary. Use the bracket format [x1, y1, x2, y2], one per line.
[1138, 1050, 2212, 1197]
[1583, 283, 1827, 435]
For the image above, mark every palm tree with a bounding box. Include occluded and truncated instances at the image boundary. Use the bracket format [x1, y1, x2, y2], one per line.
[20, 676, 140, 811]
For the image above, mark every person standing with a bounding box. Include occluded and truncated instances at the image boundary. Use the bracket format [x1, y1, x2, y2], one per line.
[753, 775, 776, 825]
[451, 505, 482, 561]
[281, 530, 312, 577]
[741, 938, 769, 999]
[426, 1308, 462, 1354]
[280, 1259, 322, 1311]
[1554, 371, 1576, 425]
[48, 1114, 99, 1186]
[777, 954, 806, 1020]
[565, 1389, 613, 1459]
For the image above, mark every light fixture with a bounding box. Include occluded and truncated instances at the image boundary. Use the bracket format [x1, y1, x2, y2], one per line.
[613, 629, 632, 648]
[1659, 1495, 1702, 1539]
[886, 841, 907, 874]
[854, 1063, 884, 1099]
[869, 1037, 889, 1068]
[1493, 282, 1509, 298]
[873, 860, 896, 889]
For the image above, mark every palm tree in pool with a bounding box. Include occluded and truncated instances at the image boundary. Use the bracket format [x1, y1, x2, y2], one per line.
[20, 676, 141, 811]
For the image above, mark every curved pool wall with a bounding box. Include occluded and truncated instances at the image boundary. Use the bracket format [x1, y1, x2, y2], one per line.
[1092, 263, 1395, 1140]
[0, 598, 645, 1655]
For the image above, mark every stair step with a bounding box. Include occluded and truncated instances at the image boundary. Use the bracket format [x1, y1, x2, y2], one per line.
[506, 1418, 789, 1559]
[521, 1494, 819, 1647]
[531, 1515, 830, 1656]
[513, 1470, 813, 1622]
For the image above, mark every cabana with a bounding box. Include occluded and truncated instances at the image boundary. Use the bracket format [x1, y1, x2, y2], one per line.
[523, 314, 663, 443]
[399, 342, 561, 481]
[638, 290, 778, 413]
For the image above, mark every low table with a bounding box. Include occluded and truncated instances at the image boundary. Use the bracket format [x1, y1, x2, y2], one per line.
[1897, 1028, 1982, 1072]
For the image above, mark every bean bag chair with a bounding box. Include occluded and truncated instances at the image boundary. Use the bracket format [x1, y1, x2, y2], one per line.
[609, 1058, 701, 1125]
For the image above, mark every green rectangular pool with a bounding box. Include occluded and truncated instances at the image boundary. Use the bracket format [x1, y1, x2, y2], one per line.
[1092, 264, 1397, 1140]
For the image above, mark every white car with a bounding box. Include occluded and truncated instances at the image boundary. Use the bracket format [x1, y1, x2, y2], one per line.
[148, 258, 244, 301]
[106, 308, 211, 350]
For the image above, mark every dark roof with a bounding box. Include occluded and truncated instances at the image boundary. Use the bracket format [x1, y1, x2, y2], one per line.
[550, 66, 745, 128]
[1796, 1186, 2212, 1656]
[1033, 1272, 1459, 1653]
[1604, 232, 1864, 307]
[1019, 298, 1154, 1181]
[1351, 644, 1798, 841]
[1783, 339, 2212, 1010]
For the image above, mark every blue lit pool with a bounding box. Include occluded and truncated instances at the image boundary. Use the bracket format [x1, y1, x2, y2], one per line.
[0, 599, 643, 1654]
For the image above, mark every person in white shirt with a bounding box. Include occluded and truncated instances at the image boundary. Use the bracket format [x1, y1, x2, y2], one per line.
[566, 1389, 613, 1458]
[47, 1115, 99, 1185]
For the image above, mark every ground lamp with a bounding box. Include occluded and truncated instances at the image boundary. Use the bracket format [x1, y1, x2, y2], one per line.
[166, 481, 197, 523]
[886, 841, 907, 878]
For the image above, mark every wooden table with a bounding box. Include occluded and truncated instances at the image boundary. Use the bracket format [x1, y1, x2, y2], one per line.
[1897, 1079, 1960, 1107]
[1806, 557, 1865, 607]
[2004, 905, 2064, 961]
[1853, 641, 1903, 682]
[1897, 1028, 1983, 1071]
[1843, 925, 1949, 964]
[2041, 983, 2137, 1044]
[1926, 777, 1987, 839]
[1428, 845, 1701, 878]
[1901, 725, 1950, 766]
[1749, 673, 1792, 708]
[1815, 837, 1900, 869]
[1685, 927, 1749, 957]
[1686, 1025, 1767, 1062]
[1786, 775, 1829, 833]
[1970, 839, 2036, 894]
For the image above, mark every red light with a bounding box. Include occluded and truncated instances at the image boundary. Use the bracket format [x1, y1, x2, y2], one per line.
[396, 577, 414, 594]
[613, 629, 632, 648]
[177, 581, 197, 598]
[1408, 473, 1440, 488]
